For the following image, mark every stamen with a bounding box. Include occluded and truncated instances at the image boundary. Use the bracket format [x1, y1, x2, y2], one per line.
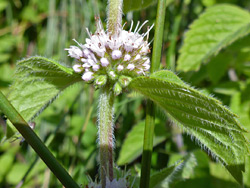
[136, 20, 149, 33]
[122, 22, 127, 29]
[129, 20, 134, 32]
[143, 24, 155, 40]
[134, 21, 140, 33]
[86, 28, 92, 38]
[73, 39, 83, 47]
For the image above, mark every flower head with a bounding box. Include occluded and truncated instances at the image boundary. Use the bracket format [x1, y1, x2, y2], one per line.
[87, 168, 134, 188]
[65, 19, 153, 94]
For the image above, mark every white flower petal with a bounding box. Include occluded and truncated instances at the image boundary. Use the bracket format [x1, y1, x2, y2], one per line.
[82, 72, 93, 81]
[127, 64, 135, 71]
[109, 71, 116, 78]
[100, 58, 109, 67]
[73, 64, 82, 73]
[112, 50, 122, 60]
[134, 54, 141, 61]
[124, 54, 131, 61]
[92, 64, 100, 71]
[117, 65, 124, 71]
[65, 46, 83, 59]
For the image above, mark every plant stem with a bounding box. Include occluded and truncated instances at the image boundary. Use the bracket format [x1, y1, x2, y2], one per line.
[107, 0, 123, 35]
[140, 100, 155, 188]
[98, 86, 115, 187]
[140, 0, 166, 187]
[0, 91, 79, 188]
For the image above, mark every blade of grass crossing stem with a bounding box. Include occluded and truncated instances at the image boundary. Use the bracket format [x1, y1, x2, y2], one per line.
[0, 91, 79, 188]
[166, 1, 184, 71]
[166, 16, 181, 71]
[140, 0, 166, 188]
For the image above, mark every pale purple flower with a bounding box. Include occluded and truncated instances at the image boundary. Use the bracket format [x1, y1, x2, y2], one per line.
[112, 50, 122, 60]
[72, 64, 82, 72]
[124, 54, 131, 61]
[127, 64, 135, 71]
[117, 65, 124, 71]
[66, 18, 153, 86]
[82, 71, 94, 81]
[100, 58, 109, 67]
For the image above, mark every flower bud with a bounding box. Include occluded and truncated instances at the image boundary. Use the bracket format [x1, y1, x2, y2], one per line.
[112, 50, 122, 60]
[82, 71, 94, 81]
[117, 65, 124, 71]
[100, 57, 109, 67]
[73, 64, 83, 73]
[108, 71, 117, 80]
[118, 76, 132, 88]
[95, 75, 107, 86]
[113, 82, 122, 96]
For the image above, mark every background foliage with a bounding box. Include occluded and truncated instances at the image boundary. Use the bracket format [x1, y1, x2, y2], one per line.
[1, 0, 250, 187]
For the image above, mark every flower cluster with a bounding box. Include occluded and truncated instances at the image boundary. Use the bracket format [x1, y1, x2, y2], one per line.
[65, 19, 153, 95]
[88, 177, 127, 188]
[87, 168, 133, 188]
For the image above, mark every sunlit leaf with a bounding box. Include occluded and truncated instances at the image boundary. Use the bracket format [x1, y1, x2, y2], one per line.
[8, 56, 82, 122]
[177, 4, 250, 72]
[129, 70, 250, 184]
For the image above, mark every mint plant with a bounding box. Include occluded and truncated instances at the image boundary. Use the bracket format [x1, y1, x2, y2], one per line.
[0, 0, 250, 188]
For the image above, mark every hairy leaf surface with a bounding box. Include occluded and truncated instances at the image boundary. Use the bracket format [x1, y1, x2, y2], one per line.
[129, 70, 250, 184]
[8, 57, 82, 122]
[177, 4, 250, 71]
[123, 0, 156, 13]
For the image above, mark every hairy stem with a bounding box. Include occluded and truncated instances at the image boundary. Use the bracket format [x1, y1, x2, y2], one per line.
[107, 0, 123, 35]
[98, 86, 115, 187]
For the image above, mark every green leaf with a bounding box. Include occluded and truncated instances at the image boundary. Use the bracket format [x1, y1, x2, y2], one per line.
[123, 0, 156, 13]
[149, 163, 179, 188]
[129, 70, 250, 184]
[8, 56, 82, 122]
[177, 4, 250, 72]
[206, 53, 230, 84]
[0, 1, 7, 12]
[117, 120, 167, 166]
[150, 153, 197, 188]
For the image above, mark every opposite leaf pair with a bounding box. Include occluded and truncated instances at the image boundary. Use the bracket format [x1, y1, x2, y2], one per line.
[8, 56, 250, 185]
